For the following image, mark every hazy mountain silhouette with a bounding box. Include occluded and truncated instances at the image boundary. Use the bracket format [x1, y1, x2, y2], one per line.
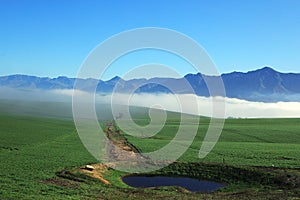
[1, 67, 299, 102]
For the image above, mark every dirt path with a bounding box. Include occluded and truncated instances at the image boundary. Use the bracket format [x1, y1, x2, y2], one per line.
[79, 122, 146, 183]
[79, 163, 110, 185]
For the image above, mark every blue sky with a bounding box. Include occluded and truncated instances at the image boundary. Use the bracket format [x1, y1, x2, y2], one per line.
[0, 0, 299, 79]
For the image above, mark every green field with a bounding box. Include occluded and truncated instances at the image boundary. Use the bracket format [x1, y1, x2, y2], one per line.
[0, 101, 300, 199]
[126, 116, 300, 167]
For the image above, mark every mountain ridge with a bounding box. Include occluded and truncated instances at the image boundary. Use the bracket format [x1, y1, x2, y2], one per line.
[1, 67, 300, 102]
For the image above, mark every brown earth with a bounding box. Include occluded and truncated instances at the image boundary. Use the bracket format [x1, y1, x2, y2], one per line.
[79, 163, 111, 185]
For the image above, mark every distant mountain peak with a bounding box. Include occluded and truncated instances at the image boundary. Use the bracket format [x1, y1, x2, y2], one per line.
[252, 66, 278, 73]
[108, 76, 122, 81]
[56, 76, 69, 79]
[184, 72, 202, 78]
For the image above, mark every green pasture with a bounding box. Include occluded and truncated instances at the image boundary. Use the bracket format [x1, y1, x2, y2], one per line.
[0, 101, 299, 199]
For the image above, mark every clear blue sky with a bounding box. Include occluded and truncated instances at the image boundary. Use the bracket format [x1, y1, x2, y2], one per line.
[0, 0, 299, 79]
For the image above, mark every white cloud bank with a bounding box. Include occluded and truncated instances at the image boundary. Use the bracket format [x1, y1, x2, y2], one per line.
[1, 87, 300, 118]
[105, 93, 300, 118]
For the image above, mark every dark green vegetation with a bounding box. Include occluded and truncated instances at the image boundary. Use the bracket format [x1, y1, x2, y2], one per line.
[0, 102, 300, 199]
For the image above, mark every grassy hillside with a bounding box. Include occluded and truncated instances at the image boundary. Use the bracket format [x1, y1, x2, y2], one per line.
[0, 103, 300, 199]
[0, 115, 97, 199]
[125, 116, 300, 167]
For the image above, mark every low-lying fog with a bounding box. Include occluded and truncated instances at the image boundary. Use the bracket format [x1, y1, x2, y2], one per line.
[1, 87, 300, 118]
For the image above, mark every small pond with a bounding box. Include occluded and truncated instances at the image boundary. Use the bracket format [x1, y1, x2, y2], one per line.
[122, 176, 225, 192]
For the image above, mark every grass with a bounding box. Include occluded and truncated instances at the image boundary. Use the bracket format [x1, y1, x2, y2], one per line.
[0, 102, 300, 199]
[124, 115, 300, 168]
[0, 114, 98, 199]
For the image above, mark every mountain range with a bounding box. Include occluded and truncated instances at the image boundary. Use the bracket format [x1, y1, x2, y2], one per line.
[1, 67, 299, 102]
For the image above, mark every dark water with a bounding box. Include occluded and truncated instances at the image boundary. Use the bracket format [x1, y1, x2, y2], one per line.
[122, 176, 224, 192]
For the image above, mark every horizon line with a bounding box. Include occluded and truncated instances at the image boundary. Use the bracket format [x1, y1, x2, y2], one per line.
[1, 66, 300, 81]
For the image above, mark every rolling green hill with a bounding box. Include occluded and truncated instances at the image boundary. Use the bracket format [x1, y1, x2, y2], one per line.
[0, 102, 299, 199]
